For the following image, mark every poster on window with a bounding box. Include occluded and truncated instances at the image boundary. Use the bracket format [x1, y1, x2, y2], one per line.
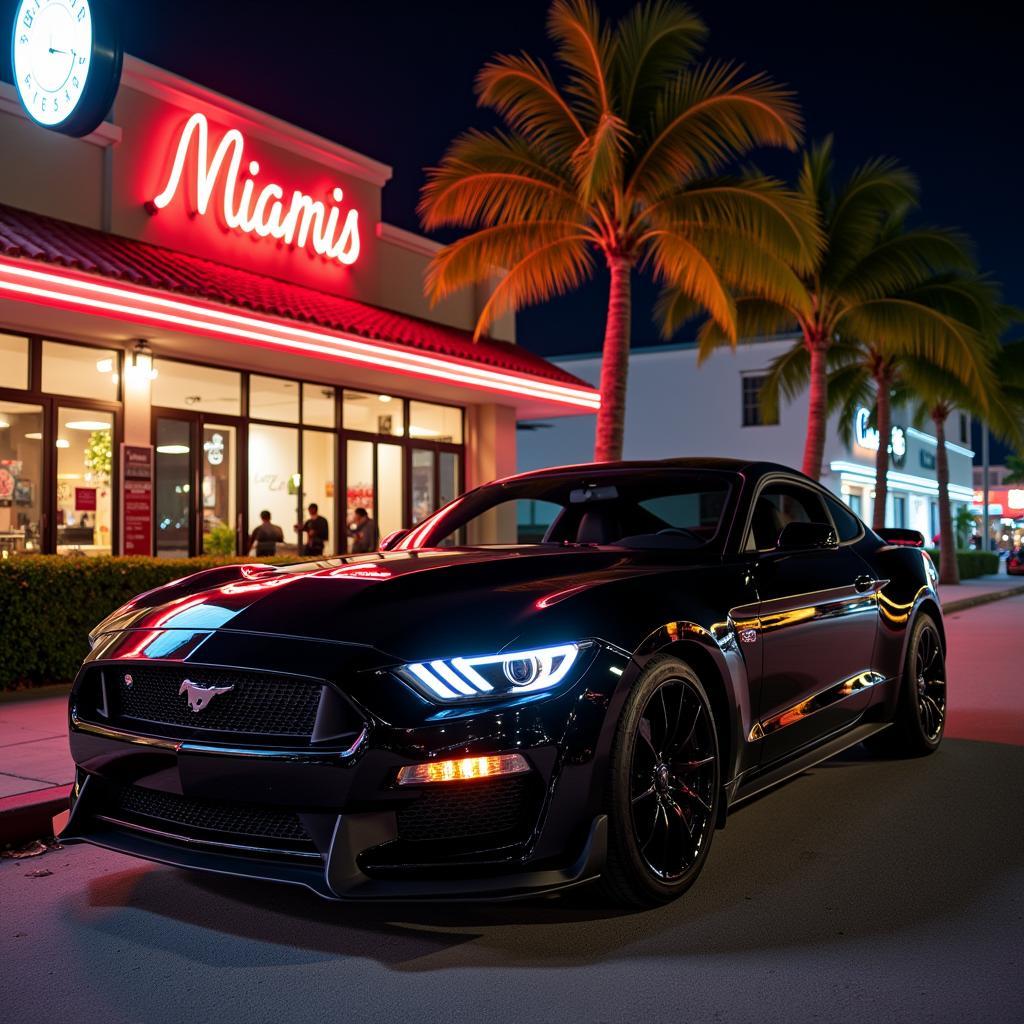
[121, 444, 154, 556]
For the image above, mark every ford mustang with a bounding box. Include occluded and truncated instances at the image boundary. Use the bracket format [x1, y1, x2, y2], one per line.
[60, 459, 947, 906]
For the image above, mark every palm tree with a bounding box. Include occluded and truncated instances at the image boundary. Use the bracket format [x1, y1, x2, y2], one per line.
[419, 0, 820, 461]
[679, 138, 992, 480]
[812, 267, 1000, 530]
[873, 345, 1020, 584]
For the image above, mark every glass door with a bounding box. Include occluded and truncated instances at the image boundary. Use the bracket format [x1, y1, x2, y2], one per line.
[154, 415, 193, 559]
[155, 412, 242, 558]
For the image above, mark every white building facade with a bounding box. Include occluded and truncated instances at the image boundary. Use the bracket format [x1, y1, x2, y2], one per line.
[517, 336, 976, 539]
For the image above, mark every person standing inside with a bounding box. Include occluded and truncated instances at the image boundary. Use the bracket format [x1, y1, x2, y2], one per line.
[249, 510, 284, 556]
[296, 503, 329, 557]
[348, 507, 378, 553]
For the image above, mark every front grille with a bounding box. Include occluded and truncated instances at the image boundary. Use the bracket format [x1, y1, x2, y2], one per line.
[396, 776, 535, 843]
[107, 783, 314, 849]
[107, 666, 323, 738]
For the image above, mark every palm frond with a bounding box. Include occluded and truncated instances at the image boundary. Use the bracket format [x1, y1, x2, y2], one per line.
[419, 130, 584, 230]
[758, 340, 811, 421]
[424, 221, 590, 304]
[570, 111, 628, 204]
[690, 297, 798, 359]
[627, 61, 802, 201]
[822, 156, 918, 284]
[644, 229, 736, 338]
[797, 137, 834, 218]
[837, 227, 973, 302]
[612, 0, 707, 124]
[547, 0, 614, 125]
[826, 362, 873, 446]
[839, 297, 996, 406]
[476, 53, 585, 155]
[472, 235, 597, 337]
[642, 173, 822, 273]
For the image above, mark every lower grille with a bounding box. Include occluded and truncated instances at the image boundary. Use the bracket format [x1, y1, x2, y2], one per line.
[396, 776, 535, 843]
[103, 783, 316, 853]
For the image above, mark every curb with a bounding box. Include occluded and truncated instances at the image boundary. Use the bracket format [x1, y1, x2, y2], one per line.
[942, 585, 1024, 615]
[0, 784, 71, 848]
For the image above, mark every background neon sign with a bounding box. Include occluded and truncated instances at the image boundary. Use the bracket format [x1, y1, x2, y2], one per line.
[151, 112, 360, 267]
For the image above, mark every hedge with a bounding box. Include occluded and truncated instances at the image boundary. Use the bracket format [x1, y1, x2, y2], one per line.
[0, 555, 298, 690]
[924, 549, 1000, 579]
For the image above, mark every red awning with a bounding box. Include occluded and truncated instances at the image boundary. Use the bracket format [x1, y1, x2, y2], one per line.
[0, 203, 597, 408]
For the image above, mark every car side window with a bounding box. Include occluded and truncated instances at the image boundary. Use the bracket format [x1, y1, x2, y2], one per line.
[823, 492, 863, 543]
[746, 482, 830, 551]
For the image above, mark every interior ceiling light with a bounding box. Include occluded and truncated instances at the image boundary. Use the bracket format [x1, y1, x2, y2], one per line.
[65, 420, 111, 431]
[55, 439, 70, 448]
[156, 444, 190, 455]
[24, 431, 42, 439]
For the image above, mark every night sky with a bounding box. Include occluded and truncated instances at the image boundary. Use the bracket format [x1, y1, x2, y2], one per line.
[1, 1, 1019, 453]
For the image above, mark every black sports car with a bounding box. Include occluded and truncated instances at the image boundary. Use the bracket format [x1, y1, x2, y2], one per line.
[61, 459, 947, 907]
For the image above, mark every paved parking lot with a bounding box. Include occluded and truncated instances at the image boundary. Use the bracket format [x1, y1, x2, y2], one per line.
[2, 596, 1022, 1024]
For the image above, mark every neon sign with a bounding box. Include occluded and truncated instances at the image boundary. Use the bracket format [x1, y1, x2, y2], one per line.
[854, 407, 906, 467]
[151, 112, 361, 267]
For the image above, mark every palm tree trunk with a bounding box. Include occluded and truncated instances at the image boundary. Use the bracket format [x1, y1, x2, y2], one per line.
[801, 334, 829, 480]
[594, 255, 632, 462]
[872, 369, 892, 531]
[933, 406, 960, 586]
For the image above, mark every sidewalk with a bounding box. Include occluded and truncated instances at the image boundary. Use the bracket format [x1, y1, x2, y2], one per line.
[937, 571, 1024, 613]
[0, 693, 73, 846]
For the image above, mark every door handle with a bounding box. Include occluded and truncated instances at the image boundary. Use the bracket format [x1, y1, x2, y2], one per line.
[854, 574, 875, 593]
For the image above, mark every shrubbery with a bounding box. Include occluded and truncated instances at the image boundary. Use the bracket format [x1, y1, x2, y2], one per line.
[0, 555, 297, 690]
[924, 548, 1000, 579]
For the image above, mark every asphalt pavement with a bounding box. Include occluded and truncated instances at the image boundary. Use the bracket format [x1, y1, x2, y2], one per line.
[2, 596, 1022, 1024]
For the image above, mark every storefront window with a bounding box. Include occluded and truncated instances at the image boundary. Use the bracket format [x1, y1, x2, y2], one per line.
[376, 444, 403, 543]
[152, 360, 241, 416]
[343, 390, 404, 435]
[250, 375, 299, 423]
[346, 439, 374, 550]
[439, 451, 459, 507]
[155, 418, 191, 559]
[0, 400, 43, 553]
[409, 401, 462, 444]
[202, 424, 237, 554]
[249, 424, 299, 554]
[411, 449, 436, 524]
[56, 407, 114, 555]
[302, 430, 336, 555]
[0, 333, 30, 390]
[303, 383, 336, 428]
[43, 341, 120, 402]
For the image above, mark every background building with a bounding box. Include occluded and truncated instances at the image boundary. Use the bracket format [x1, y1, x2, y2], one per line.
[0, 58, 598, 558]
[518, 337, 975, 540]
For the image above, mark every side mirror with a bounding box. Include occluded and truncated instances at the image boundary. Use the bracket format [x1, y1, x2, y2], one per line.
[379, 528, 410, 551]
[776, 521, 837, 551]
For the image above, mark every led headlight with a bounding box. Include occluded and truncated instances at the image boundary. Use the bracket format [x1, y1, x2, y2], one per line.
[401, 642, 584, 702]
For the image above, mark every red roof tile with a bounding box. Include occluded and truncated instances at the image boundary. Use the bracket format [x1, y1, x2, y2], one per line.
[0, 203, 591, 390]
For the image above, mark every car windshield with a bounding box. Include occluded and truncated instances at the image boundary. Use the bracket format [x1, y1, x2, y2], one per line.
[397, 469, 735, 550]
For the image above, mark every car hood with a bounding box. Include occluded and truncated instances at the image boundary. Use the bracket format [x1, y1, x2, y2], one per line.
[92, 547, 693, 661]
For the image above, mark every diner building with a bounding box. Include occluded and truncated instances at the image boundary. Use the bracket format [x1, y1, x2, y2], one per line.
[0, 57, 599, 557]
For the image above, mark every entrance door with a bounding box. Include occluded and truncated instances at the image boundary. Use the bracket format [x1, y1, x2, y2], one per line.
[154, 412, 242, 558]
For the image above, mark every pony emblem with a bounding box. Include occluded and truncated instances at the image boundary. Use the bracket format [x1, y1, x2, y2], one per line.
[178, 679, 234, 713]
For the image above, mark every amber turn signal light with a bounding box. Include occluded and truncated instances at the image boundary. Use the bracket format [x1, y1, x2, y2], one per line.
[396, 753, 530, 786]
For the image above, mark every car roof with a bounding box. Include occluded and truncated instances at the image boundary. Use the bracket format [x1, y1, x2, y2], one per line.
[495, 457, 814, 487]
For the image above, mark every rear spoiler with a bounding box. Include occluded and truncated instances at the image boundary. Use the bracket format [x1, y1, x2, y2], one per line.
[877, 527, 926, 548]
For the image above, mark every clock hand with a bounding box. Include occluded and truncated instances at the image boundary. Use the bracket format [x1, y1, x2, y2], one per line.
[49, 47, 68, 55]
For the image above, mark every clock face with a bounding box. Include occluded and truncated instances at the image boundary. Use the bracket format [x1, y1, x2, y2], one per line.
[12, 0, 94, 128]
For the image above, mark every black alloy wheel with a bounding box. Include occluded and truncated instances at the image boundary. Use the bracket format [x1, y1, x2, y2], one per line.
[602, 657, 720, 906]
[865, 612, 947, 758]
[913, 619, 947, 744]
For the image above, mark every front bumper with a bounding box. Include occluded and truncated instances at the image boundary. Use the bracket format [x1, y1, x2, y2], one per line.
[61, 634, 629, 900]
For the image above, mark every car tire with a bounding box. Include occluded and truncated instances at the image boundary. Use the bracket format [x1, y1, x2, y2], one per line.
[865, 612, 947, 758]
[600, 656, 721, 907]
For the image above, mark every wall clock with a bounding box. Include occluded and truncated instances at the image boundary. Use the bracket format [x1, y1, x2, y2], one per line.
[11, 0, 122, 136]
